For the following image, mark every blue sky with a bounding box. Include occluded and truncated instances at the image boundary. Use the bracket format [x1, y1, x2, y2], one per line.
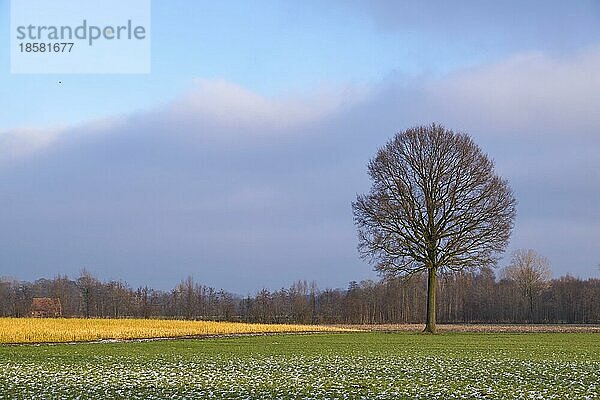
[1, 1, 599, 293]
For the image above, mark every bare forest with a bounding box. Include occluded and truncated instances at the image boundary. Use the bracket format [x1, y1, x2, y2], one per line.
[1, 268, 598, 324]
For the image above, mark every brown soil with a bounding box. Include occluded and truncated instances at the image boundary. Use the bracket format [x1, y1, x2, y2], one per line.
[335, 323, 600, 333]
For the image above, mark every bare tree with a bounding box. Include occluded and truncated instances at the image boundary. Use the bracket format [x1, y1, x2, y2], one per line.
[353, 124, 516, 333]
[77, 268, 100, 318]
[503, 249, 552, 321]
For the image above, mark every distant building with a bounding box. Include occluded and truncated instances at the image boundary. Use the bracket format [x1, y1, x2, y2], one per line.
[30, 297, 62, 317]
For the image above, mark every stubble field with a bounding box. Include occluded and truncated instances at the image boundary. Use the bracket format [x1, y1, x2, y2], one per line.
[1, 331, 599, 399]
[0, 317, 342, 344]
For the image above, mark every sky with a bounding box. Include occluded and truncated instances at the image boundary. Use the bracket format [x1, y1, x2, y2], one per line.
[0, 1, 599, 294]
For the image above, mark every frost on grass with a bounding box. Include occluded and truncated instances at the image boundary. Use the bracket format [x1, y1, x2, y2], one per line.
[1, 334, 599, 400]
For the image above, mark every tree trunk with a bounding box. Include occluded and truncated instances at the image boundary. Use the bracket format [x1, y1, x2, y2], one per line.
[424, 267, 437, 333]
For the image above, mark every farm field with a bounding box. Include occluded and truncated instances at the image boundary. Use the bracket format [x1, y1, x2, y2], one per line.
[340, 323, 600, 333]
[1, 332, 599, 399]
[0, 318, 341, 344]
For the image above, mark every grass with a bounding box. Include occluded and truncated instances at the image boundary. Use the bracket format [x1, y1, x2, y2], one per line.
[1, 332, 599, 399]
[0, 317, 343, 344]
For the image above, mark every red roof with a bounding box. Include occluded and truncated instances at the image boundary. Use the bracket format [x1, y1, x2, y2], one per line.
[31, 297, 61, 311]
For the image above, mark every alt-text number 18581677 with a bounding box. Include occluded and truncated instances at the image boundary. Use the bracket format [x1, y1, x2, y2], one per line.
[18, 42, 74, 53]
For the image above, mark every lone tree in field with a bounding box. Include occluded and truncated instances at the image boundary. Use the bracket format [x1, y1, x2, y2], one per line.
[353, 124, 516, 333]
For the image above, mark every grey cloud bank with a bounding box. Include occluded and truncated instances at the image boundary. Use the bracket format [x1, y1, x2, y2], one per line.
[1, 47, 599, 293]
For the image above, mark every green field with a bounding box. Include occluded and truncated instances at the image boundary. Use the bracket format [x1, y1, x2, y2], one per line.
[1, 332, 598, 399]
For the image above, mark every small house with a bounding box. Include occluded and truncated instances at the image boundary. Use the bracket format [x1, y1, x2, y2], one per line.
[30, 297, 62, 317]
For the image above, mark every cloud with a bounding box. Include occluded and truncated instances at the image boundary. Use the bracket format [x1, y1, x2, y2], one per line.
[9, 44, 599, 166]
[167, 79, 368, 134]
[0, 126, 65, 165]
[0, 79, 368, 167]
[0, 117, 128, 168]
[427, 47, 600, 135]
[0, 48, 598, 291]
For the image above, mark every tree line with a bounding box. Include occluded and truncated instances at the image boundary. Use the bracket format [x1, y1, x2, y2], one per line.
[1, 267, 598, 324]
